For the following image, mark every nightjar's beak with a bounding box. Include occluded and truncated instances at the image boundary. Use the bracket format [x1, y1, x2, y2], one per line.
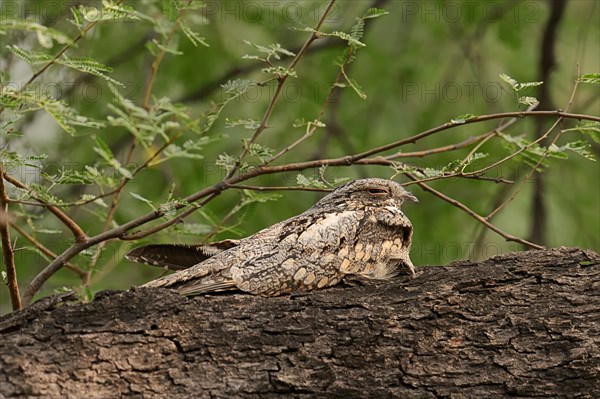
[403, 191, 418, 203]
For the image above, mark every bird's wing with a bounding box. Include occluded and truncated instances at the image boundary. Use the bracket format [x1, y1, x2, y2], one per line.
[177, 278, 238, 296]
[230, 210, 361, 296]
[126, 239, 240, 270]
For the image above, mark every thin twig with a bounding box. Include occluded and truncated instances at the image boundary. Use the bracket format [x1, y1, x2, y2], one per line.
[86, 138, 138, 284]
[224, 0, 338, 180]
[230, 184, 331, 193]
[266, 43, 354, 164]
[401, 173, 513, 186]
[487, 66, 582, 220]
[486, 117, 563, 219]
[0, 163, 22, 310]
[10, 222, 85, 278]
[405, 173, 544, 250]
[201, 194, 249, 243]
[7, 195, 112, 208]
[467, 103, 541, 254]
[142, 2, 188, 110]
[384, 133, 490, 159]
[459, 132, 497, 173]
[121, 193, 220, 241]
[2, 173, 87, 242]
[457, 103, 540, 174]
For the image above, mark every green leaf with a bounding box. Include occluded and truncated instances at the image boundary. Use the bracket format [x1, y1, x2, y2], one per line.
[0, 112, 24, 136]
[451, 114, 477, 124]
[180, 20, 209, 47]
[578, 73, 600, 84]
[293, 118, 309, 128]
[561, 141, 596, 161]
[350, 8, 388, 43]
[455, 153, 489, 171]
[500, 73, 543, 92]
[245, 141, 274, 163]
[28, 183, 65, 205]
[84, 165, 120, 187]
[296, 174, 328, 189]
[36, 229, 64, 234]
[108, 95, 195, 146]
[241, 190, 282, 204]
[159, 138, 211, 162]
[243, 41, 295, 61]
[69, 7, 84, 29]
[216, 153, 237, 173]
[178, 1, 206, 12]
[562, 122, 600, 143]
[6, 45, 52, 65]
[42, 168, 93, 185]
[364, 8, 389, 19]
[327, 30, 366, 48]
[499, 73, 518, 90]
[130, 192, 155, 209]
[2, 90, 104, 135]
[163, 0, 179, 22]
[499, 133, 548, 168]
[93, 136, 133, 179]
[93, 136, 114, 162]
[221, 79, 256, 96]
[0, 20, 73, 46]
[57, 55, 125, 87]
[419, 168, 444, 178]
[519, 96, 539, 106]
[346, 76, 366, 99]
[151, 38, 183, 55]
[199, 80, 258, 134]
[517, 81, 544, 90]
[80, 1, 139, 22]
[262, 66, 297, 78]
[225, 118, 261, 130]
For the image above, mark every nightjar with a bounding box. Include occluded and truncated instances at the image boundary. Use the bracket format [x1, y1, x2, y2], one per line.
[127, 178, 417, 296]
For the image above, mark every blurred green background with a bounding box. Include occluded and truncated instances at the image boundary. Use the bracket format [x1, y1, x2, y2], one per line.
[1, 0, 598, 313]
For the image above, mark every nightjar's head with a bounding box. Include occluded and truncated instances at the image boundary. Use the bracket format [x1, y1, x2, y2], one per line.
[317, 178, 418, 210]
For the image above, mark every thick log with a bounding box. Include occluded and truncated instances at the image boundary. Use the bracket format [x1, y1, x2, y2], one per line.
[1, 247, 599, 398]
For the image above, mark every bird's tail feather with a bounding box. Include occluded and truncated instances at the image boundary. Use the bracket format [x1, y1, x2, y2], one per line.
[126, 240, 240, 271]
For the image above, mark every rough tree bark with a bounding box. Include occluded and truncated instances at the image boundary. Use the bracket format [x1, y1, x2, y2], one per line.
[1, 247, 599, 399]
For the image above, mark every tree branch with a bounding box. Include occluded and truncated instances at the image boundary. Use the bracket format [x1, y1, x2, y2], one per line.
[10, 222, 85, 278]
[1, 173, 87, 242]
[0, 163, 22, 310]
[405, 172, 543, 250]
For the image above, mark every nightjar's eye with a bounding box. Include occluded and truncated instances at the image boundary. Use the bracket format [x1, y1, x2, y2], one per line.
[368, 188, 389, 196]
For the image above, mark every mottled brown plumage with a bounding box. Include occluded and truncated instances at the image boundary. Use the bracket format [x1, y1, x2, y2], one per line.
[128, 178, 417, 297]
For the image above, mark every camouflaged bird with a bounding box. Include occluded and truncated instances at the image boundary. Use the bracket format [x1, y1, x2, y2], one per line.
[127, 178, 417, 297]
